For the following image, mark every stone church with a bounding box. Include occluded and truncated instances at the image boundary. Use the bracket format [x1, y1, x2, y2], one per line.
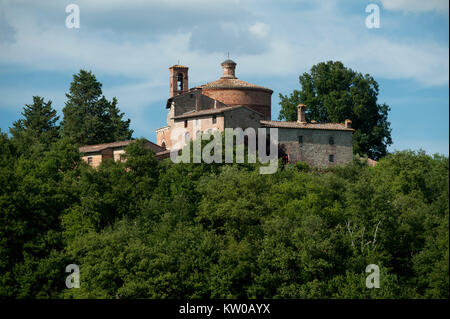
[80, 59, 354, 168]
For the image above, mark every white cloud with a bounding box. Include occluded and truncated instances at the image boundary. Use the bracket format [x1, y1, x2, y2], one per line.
[0, 0, 448, 95]
[248, 22, 270, 38]
[379, 0, 449, 13]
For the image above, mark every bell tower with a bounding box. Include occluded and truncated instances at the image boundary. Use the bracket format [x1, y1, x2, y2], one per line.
[169, 65, 189, 97]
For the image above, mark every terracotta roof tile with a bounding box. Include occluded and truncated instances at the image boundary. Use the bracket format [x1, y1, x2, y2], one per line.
[201, 78, 273, 93]
[79, 140, 133, 153]
[173, 104, 264, 119]
[79, 139, 166, 153]
[260, 120, 354, 131]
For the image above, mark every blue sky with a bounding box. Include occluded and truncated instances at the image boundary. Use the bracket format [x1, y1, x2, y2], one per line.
[0, 0, 448, 155]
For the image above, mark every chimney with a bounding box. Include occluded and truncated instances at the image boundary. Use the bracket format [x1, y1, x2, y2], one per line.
[345, 119, 352, 128]
[297, 104, 307, 123]
[221, 59, 237, 79]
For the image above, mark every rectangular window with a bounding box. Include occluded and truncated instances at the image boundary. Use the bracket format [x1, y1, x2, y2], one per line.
[184, 120, 188, 128]
[87, 157, 93, 165]
[298, 135, 303, 144]
[212, 115, 217, 124]
[329, 154, 334, 163]
[329, 136, 334, 145]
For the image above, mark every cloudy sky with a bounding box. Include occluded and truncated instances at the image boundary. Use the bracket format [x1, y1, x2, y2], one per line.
[0, 0, 448, 155]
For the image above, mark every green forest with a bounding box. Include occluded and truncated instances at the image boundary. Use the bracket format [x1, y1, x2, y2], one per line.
[0, 66, 448, 299]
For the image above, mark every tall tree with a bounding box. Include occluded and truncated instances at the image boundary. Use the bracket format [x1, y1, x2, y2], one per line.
[9, 96, 60, 155]
[61, 70, 133, 145]
[278, 61, 392, 160]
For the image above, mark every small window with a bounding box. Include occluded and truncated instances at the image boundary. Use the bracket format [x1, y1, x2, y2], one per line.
[212, 115, 217, 124]
[87, 157, 93, 165]
[161, 141, 166, 149]
[329, 136, 334, 145]
[184, 120, 188, 128]
[329, 154, 334, 163]
[190, 94, 194, 98]
[298, 135, 303, 144]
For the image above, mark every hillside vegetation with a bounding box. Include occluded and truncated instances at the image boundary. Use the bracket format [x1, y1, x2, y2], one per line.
[0, 134, 448, 298]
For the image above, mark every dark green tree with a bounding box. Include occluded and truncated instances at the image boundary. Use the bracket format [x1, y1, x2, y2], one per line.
[61, 70, 133, 145]
[9, 96, 60, 155]
[278, 61, 392, 160]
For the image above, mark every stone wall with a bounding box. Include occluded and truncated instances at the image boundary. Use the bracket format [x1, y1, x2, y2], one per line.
[223, 107, 264, 130]
[277, 128, 353, 167]
[158, 115, 226, 150]
[171, 91, 227, 117]
[81, 154, 102, 168]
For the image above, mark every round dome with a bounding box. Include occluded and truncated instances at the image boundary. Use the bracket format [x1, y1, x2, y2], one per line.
[221, 59, 237, 65]
[200, 60, 273, 120]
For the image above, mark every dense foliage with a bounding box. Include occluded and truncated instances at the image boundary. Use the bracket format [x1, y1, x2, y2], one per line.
[279, 61, 392, 160]
[61, 70, 133, 145]
[9, 96, 60, 157]
[0, 132, 447, 298]
[0, 68, 447, 299]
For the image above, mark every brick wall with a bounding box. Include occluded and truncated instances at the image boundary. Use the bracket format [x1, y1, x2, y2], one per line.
[202, 88, 272, 120]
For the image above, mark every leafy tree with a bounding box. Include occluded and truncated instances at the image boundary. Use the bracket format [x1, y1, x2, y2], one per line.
[278, 61, 392, 160]
[0, 129, 15, 166]
[0, 137, 80, 297]
[61, 70, 133, 145]
[9, 96, 60, 156]
[2, 96, 448, 299]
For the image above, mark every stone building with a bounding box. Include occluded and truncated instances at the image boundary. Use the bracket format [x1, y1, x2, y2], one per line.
[79, 139, 169, 168]
[156, 60, 354, 168]
[261, 105, 354, 167]
[156, 61, 271, 150]
[80, 59, 355, 168]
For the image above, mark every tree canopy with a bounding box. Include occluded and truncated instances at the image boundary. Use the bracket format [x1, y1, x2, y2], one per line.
[9, 96, 60, 156]
[61, 70, 133, 145]
[0, 133, 447, 298]
[278, 61, 392, 160]
[0, 67, 447, 300]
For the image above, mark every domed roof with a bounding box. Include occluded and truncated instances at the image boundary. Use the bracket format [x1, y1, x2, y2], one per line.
[200, 59, 272, 93]
[221, 59, 236, 65]
[169, 64, 188, 69]
[201, 77, 273, 93]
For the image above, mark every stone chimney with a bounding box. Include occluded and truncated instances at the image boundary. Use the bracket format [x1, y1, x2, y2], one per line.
[221, 59, 237, 79]
[345, 119, 352, 128]
[297, 104, 307, 123]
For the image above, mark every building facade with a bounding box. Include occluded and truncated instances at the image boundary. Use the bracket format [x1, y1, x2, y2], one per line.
[155, 60, 354, 168]
[79, 140, 169, 168]
[80, 59, 355, 168]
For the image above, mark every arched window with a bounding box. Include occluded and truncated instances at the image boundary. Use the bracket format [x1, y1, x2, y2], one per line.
[177, 73, 183, 91]
[185, 132, 190, 144]
[161, 141, 166, 149]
